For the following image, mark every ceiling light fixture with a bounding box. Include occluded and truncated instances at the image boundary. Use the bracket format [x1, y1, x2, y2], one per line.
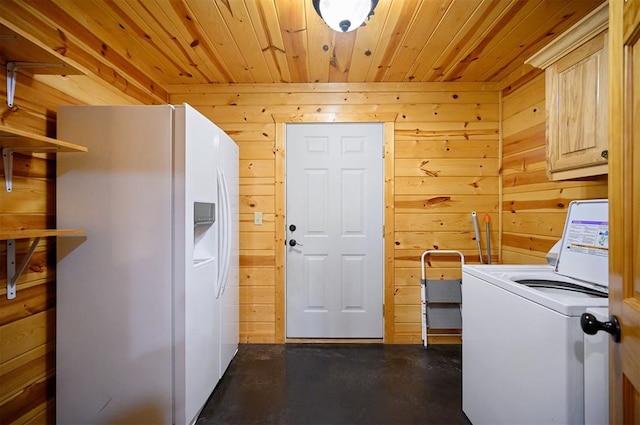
[312, 0, 378, 33]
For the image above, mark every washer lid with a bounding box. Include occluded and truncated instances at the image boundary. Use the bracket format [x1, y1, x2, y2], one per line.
[555, 199, 609, 289]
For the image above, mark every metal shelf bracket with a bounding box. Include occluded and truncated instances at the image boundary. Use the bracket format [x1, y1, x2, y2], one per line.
[2, 147, 58, 192]
[6, 61, 64, 107]
[6, 237, 41, 300]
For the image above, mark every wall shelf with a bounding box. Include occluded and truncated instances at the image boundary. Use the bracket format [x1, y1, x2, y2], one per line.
[0, 229, 85, 240]
[2, 229, 84, 300]
[1, 124, 87, 192]
[1, 23, 83, 107]
[0, 124, 87, 151]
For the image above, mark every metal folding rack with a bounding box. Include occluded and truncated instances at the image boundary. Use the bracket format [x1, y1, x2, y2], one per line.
[420, 250, 465, 348]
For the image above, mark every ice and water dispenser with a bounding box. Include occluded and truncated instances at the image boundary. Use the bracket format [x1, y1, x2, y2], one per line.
[193, 202, 215, 266]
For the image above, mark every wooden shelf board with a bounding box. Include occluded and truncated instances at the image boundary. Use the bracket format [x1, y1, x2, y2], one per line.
[0, 229, 84, 240]
[0, 124, 87, 152]
[1, 23, 83, 75]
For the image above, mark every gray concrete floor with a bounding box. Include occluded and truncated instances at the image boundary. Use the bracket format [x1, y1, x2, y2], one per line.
[196, 343, 471, 425]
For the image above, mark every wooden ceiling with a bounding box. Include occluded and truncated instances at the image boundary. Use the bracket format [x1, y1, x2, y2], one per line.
[0, 0, 604, 103]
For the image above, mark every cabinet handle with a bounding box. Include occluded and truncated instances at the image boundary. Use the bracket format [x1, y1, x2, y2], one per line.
[601, 150, 608, 159]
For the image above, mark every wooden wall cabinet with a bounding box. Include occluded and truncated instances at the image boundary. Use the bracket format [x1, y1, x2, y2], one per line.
[526, 2, 609, 181]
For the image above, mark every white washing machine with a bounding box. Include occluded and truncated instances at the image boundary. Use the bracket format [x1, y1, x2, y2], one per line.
[462, 199, 609, 425]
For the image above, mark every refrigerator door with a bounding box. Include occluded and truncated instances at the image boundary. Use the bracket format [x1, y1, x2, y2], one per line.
[173, 104, 221, 424]
[57, 105, 175, 424]
[57, 104, 224, 425]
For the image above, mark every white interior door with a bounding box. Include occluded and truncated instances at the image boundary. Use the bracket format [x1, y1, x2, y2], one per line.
[286, 123, 384, 338]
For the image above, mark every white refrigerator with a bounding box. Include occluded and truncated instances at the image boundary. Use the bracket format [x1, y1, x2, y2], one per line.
[56, 104, 239, 425]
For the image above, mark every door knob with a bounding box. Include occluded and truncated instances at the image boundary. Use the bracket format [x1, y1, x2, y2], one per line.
[289, 239, 303, 247]
[580, 313, 621, 343]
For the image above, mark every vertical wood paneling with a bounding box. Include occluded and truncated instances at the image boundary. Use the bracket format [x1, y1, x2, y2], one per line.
[169, 82, 500, 344]
[500, 73, 608, 262]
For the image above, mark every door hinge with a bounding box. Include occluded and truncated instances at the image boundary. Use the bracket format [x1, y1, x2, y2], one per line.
[383, 304, 385, 317]
[382, 224, 385, 238]
[382, 145, 385, 158]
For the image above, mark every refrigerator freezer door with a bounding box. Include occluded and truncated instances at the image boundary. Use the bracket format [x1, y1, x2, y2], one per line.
[57, 105, 175, 424]
[57, 104, 223, 425]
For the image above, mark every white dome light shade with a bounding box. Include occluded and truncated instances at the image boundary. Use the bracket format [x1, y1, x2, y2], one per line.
[313, 0, 377, 33]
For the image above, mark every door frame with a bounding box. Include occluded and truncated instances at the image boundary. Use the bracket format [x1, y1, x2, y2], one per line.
[273, 113, 398, 343]
[608, 0, 640, 421]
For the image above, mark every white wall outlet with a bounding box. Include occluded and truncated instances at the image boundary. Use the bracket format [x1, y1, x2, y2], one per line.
[254, 211, 263, 225]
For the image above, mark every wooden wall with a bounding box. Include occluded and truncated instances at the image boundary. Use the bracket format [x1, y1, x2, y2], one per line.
[501, 73, 608, 263]
[169, 82, 500, 344]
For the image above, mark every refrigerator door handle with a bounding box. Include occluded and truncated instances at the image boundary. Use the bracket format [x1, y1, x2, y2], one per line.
[216, 167, 232, 299]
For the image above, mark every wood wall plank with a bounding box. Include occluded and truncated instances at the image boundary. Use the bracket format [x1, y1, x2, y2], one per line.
[0, 283, 55, 327]
[240, 267, 276, 287]
[0, 309, 55, 364]
[395, 176, 499, 195]
[395, 158, 499, 177]
[0, 374, 54, 425]
[395, 212, 498, 232]
[0, 344, 54, 404]
[395, 139, 499, 159]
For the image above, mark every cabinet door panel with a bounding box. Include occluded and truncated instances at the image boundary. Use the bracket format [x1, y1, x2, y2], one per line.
[557, 54, 599, 155]
[546, 31, 609, 179]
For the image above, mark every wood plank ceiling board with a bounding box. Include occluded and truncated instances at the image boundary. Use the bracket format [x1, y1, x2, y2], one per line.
[53, 0, 200, 85]
[366, 0, 421, 82]
[168, 0, 255, 83]
[412, 0, 494, 82]
[414, 0, 518, 81]
[146, 0, 235, 83]
[449, 0, 545, 81]
[382, 0, 454, 82]
[347, 0, 392, 82]
[276, 0, 310, 83]
[111, 0, 225, 84]
[473, 0, 603, 82]
[191, 0, 273, 82]
[304, 0, 333, 83]
[439, 0, 540, 82]
[459, 0, 602, 82]
[245, 0, 291, 83]
[327, 30, 357, 82]
[145, 0, 224, 83]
